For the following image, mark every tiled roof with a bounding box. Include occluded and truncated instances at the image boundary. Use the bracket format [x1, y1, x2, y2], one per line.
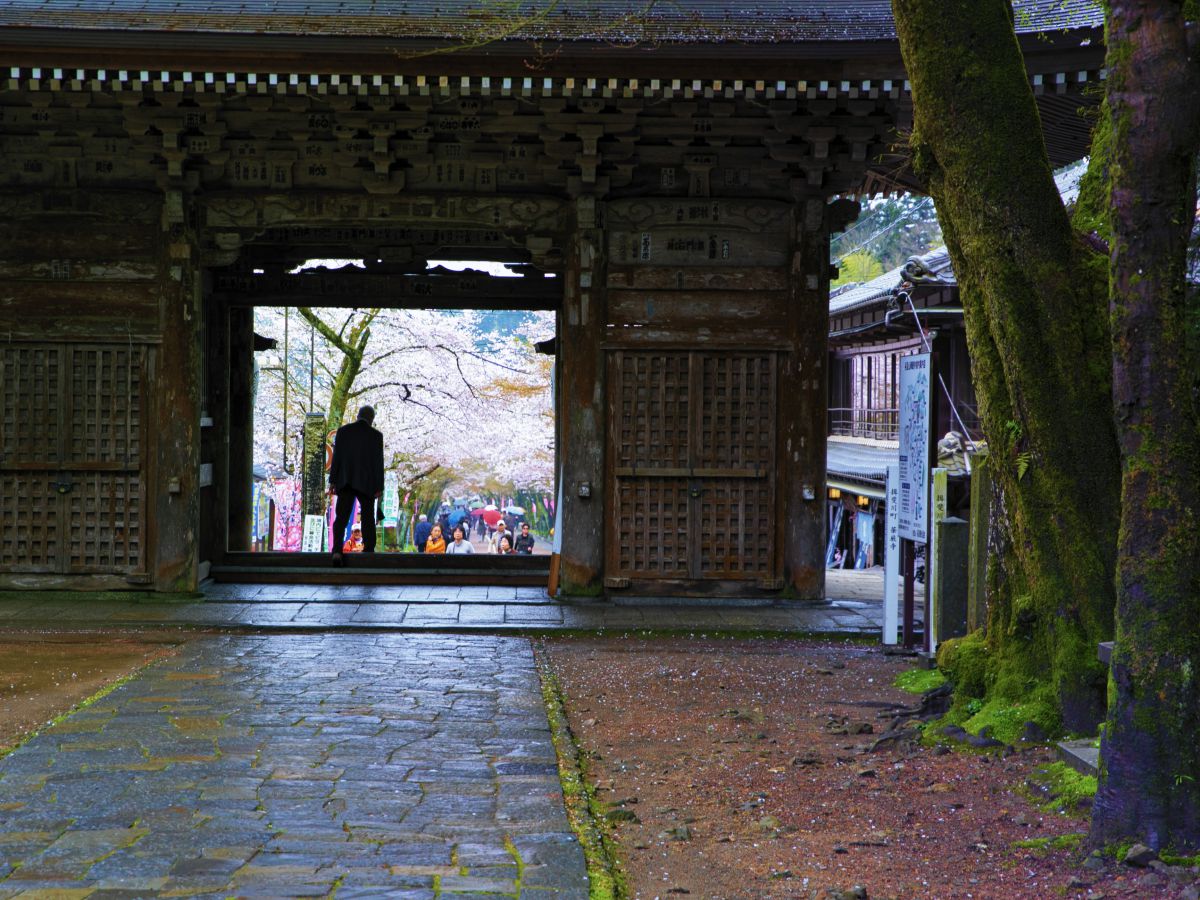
[0, 0, 1104, 43]
[829, 262, 909, 316]
[827, 436, 896, 484]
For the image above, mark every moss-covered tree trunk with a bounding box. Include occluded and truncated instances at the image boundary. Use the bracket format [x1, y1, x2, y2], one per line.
[891, 0, 1120, 731]
[297, 307, 378, 429]
[1090, 0, 1200, 851]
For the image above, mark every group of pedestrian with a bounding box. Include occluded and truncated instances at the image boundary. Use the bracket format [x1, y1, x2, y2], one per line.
[412, 514, 536, 555]
[325, 405, 540, 563]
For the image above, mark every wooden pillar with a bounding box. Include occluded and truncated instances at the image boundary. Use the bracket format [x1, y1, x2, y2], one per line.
[558, 196, 606, 594]
[779, 197, 842, 600]
[200, 294, 229, 568]
[227, 306, 255, 551]
[153, 188, 203, 592]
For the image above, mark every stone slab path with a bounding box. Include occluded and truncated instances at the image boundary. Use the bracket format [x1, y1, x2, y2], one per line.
[0, 634, 587, 899]
[0, 571, 905, 636]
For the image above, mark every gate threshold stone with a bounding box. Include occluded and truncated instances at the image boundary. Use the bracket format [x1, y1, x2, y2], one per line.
[0, 634, 588, 898]
[0, 591, 886, 635]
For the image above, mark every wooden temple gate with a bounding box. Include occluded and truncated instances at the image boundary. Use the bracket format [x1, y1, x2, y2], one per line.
[0, 3, 1103, 598]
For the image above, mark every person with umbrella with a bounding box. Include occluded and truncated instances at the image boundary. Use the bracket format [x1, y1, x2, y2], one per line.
[448, 503, 468, 539]
[470, 505, 487, 539]
[488, 519, 511, 554]
[480, 504, 503, 541]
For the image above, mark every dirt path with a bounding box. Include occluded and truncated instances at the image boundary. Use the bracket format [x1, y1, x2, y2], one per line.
[542, 636, 1193, 900]
[0, 629, 183, 753]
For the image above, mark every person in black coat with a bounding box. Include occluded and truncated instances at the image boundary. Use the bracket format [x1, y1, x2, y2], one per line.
[329, 405, 385, 565]
[413, 514, 433, 553]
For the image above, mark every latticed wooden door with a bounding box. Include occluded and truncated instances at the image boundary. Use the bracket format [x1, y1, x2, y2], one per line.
[0, 344, 146, 575]
[608, 350, 778, 585]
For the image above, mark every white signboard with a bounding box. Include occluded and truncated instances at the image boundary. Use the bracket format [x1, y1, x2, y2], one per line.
[301, 514, 326, 553]
[382, 471, 400, 520]
[898, 353, 932, 542]
[883, 464, 901, 645]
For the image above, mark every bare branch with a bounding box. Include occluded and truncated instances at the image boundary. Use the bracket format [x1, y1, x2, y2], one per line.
[298, 307, 354, 355]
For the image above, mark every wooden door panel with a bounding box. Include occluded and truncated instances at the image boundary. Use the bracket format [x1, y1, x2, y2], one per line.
[697, 478, 774, 578]
[0, 343, 146, 577]
[66, 346, 143, 469]
[614, 478, 690, 577]
[0, 345, 62, 468]
[697, 354, 775, 472]
[64, 472, 144, 573]
[609, 349, 778, 585]
[0, 473, 61, 572]
[614, 351, 690, 471]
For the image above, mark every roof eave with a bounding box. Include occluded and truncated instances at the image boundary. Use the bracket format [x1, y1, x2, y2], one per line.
[0, 22, 1103, 77]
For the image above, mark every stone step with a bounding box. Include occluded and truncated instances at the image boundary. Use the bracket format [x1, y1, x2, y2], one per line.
[209, 564, 548, 586]
[1057, 738, 1100, 776]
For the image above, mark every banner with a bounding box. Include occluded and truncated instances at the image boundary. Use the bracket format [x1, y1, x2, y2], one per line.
[898, 352, 932, 542]
[269, 477, 303, 552]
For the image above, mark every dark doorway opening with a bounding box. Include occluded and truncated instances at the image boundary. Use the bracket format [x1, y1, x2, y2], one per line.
[199, 259, 560, 586]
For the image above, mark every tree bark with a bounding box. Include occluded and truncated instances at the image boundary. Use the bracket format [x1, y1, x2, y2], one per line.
[297, 307, 377, 429]
[891, 0, 1120, 731]
[1090, 0, 1200, 851]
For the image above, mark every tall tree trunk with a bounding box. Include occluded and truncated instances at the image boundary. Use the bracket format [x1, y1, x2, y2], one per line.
[1090, 1, 1200, 851]
[891, 0, 1120, 731]
[297, 307, 377, 429]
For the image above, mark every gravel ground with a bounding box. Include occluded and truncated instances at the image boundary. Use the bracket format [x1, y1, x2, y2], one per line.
[0, 629, 181, 752]
[542, 635, 1198, 900]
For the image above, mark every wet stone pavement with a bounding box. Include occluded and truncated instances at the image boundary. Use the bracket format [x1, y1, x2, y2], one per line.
[0, 574, 896, 635]
[0, 634, 587, 899]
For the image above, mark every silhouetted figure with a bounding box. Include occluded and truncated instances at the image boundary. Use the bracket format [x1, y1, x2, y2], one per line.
[329, 405, 384, 566]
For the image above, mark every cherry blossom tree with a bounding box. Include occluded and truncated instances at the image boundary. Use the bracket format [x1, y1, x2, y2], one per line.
[252, 295, 554, 497]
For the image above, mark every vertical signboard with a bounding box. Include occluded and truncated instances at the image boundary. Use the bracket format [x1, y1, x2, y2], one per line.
[898, 353, 932, 543]
[301, 513, 326, 553]
[382, 471, 400, 521]
[883, 463, 901, 645]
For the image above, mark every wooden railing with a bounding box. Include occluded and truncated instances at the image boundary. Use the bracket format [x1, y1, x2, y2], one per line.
[828, 407, 900, 441]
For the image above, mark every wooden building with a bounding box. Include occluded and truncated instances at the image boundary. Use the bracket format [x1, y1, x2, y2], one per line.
[0, 1, 1103, 597]
[826, 246, 977, 568]
[824, 163, 1088, 567]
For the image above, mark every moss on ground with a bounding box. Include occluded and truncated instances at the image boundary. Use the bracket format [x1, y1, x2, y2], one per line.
[1161, 851, 1200, 866]
[936, 630, 1061, 743]
[534, 645, 626, 900]
[0, 669, 146, 761]
[893, 668, 947, 694]
[937, 631, 990, 698]
[1026, 762, 1097, 813]
[1011, 832, 1085, 854]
